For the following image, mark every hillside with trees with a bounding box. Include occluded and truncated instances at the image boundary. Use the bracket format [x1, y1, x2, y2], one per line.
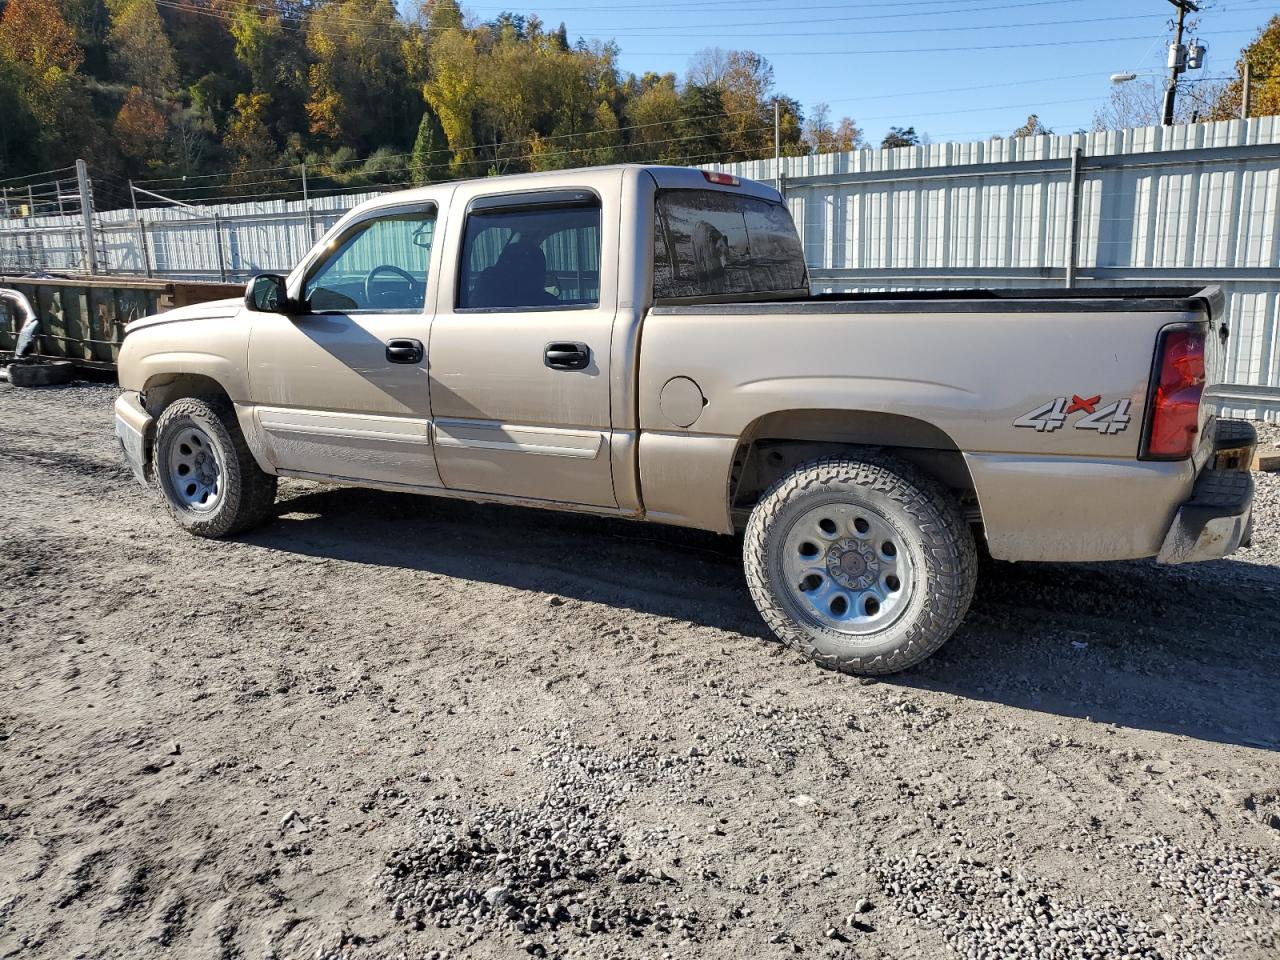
[2, 1, 1276, 209]
[0, 0, 864, 206]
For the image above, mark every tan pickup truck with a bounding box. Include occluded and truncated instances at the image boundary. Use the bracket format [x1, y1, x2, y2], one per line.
[114, 164, 1256, 675]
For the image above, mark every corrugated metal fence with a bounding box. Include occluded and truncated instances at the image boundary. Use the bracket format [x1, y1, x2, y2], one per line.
[3, 119, 1279, 417]
[0, 192, 384, 281]
[709, 118, 1280, 421]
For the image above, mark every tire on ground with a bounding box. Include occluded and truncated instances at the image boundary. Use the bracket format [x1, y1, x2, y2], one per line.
[743, 452, 978, 676]
[153, 396, 277, 538]
[7, 360, 75, 387]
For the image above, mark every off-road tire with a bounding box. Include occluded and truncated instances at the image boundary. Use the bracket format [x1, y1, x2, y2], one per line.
[153, 396, 277, 538]
[743, 453, 977, 676]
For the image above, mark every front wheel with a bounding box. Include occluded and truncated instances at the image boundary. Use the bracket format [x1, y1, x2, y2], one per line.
[153, 397, 277, 538]
[743, 453, 977, 676]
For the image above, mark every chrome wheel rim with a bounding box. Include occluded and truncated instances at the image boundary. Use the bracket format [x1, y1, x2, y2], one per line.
[165, 426, 223, 512]
[780, 500, 916, 635]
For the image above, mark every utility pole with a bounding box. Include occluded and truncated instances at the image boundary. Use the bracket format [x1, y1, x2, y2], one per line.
[773, 99, 784, 198]
[301, 161, 316, 241]
[1162, 0, 1199, 126]
[75, 159, 98, 275]
[1242, 60, 1252, 120]
[129, 179, 152, 278]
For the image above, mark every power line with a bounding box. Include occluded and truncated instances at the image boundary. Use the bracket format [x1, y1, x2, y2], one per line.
[131, 63, 1177, 191]
[122, 87, 1115, 209]
[154, 0, 1264, 51]
[0, 165, 76, 187]
[168, 0, 1090, 36]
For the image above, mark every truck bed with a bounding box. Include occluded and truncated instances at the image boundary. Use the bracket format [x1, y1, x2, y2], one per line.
[652, 285, 1223, 315]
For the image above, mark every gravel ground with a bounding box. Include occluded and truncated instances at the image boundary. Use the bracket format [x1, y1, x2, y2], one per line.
[1, 381, 1278, 960]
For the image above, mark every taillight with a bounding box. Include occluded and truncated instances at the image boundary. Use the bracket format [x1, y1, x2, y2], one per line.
[1142, 326, 1206, 459]
[702, 171, 740, 186]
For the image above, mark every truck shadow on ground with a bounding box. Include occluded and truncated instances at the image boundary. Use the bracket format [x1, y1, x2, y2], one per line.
[246, 482, 1280, 752]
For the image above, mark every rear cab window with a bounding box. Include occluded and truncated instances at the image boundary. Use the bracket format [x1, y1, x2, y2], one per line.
[457, 191, 601, 311]
[653, 189, 808, 303]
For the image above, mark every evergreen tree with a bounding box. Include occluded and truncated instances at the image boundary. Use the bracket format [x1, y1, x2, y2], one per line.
[409, 105, 451, 183]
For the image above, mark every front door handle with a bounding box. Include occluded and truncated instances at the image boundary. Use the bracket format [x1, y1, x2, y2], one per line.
[386, 338, 423, 364]
[544, 341, 590, 370]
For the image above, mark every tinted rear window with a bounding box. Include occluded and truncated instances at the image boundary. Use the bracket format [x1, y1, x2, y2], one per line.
[653, 189, 807, 301]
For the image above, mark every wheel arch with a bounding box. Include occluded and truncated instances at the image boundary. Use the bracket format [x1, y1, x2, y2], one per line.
[140, 373, 275, 476]
[141, 372, 233, 417]
[729, 408, 982, 531]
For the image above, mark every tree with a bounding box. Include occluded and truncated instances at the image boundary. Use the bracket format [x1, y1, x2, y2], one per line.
[1011, 114, 1053, 138]
[772, 95, 806, 157]
[686, 46, 730, 88]
[227, 0, 283, 93]
[683, 47, 777, 161]
[881, 126, 919, 149]
[804, 102, 863, 154]
[223, 91, 278, 184]
[114, 84, 166, 158]
[1091, 76, 1209, 130]
[167, 106, 215, 175]
[719, 49, 775, 160]
[585, 100, 620, 165]
[0, 0, 85, 154]
[474, 18, 546, 172]
[305, 0, 416, 153]
[423, 4, 480, 177]
[107, 0, 178, 95]
[0, 57, 42, 172]
[1207, 15, 1280, 120]
[409, 105, 450, 183]
[0, 0, 84, 76]
[676, 83, 726, 164]
[624, 73, 682, 163]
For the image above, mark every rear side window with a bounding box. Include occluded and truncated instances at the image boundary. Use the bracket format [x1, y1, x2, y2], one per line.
[458, 201, 601, 311]
[654, 189, 807, 302]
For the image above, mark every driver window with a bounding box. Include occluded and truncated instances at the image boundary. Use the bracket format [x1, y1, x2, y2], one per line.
[304, 209, 436, 313]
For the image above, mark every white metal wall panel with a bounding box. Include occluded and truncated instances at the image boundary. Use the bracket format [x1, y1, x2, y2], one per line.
[711, 119, 1280, 419]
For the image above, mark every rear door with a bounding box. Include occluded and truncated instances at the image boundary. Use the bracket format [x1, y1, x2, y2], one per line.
[246, 202, 444, 487]
[427, 183, 618, 507]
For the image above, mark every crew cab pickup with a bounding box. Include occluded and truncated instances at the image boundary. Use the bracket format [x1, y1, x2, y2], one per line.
[114, 164, 1256, 675]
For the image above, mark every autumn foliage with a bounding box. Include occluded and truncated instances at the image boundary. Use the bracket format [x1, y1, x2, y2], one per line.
[0, 0, 1276, 198]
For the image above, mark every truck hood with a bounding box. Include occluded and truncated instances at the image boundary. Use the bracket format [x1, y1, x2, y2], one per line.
[126, 297, 243, 334]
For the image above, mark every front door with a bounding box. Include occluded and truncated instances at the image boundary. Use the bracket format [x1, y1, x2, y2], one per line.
[428, 187, 617, 507]
[246, 203, 443, 488]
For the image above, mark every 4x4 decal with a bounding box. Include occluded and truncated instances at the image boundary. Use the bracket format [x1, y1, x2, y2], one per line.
[1014, 396, 1132, 434]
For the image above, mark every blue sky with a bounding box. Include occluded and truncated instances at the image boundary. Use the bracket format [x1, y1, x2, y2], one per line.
[446, 0, 1276, 144]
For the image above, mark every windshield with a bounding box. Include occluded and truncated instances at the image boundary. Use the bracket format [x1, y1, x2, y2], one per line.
[653, 189, 808, 302]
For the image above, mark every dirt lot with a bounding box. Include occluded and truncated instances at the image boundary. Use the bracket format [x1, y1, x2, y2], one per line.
[1, 381, 1278, 960]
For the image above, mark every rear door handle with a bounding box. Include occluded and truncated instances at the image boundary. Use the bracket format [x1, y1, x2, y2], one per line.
[544, 341, 590, 370]
[386, 338, 423, 364]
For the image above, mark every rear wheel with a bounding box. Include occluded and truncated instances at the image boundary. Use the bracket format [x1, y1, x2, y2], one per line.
[743, 453, 977, 675]
[153, 397, 277, 538]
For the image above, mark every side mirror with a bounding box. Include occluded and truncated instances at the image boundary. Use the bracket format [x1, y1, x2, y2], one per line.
[245, 273, 295, 313]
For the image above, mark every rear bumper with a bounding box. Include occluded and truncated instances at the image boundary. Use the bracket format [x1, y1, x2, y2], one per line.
[1156, 419, 1255, 564]
[114, 391, 153, 488]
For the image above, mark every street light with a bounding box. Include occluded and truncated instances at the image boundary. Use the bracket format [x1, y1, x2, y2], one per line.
[1111, 73, 1139, 83]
